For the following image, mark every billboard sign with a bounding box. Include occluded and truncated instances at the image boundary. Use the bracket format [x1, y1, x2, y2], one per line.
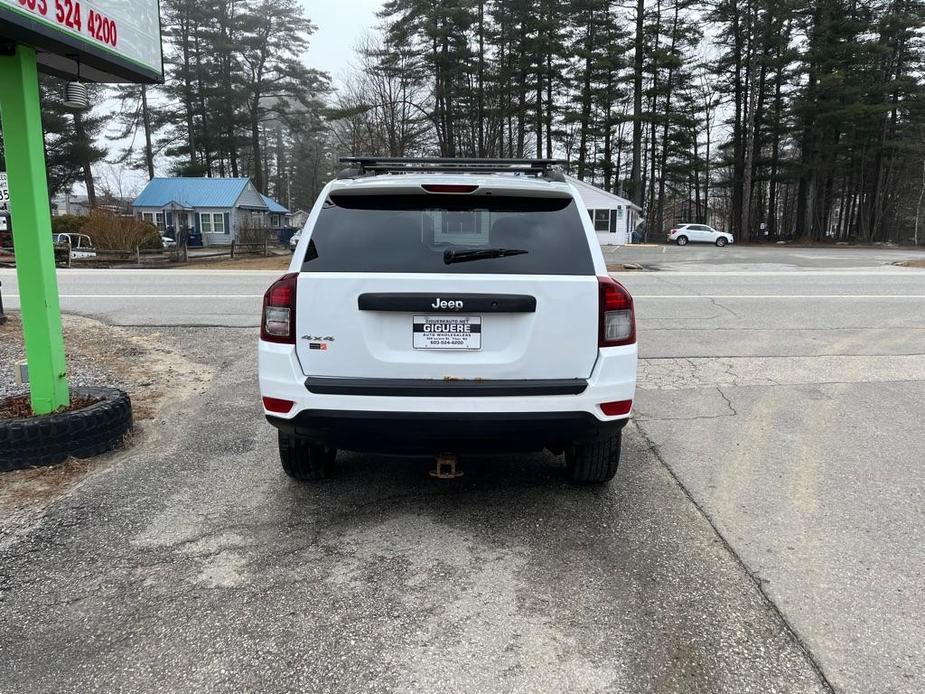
[0, 0, 162, 83]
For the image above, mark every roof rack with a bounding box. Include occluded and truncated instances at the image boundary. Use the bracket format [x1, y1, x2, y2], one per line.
[337, 157, 567, 182]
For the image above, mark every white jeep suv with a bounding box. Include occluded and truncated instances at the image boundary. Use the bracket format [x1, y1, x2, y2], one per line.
[668, 223, 734, 247]
[258, 158, 637, 483]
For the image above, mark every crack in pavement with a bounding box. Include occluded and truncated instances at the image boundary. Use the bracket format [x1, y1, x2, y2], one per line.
[715, 386, 738, 415]
[709, 296, 741, 319]
[630, 418, 837, 694]
[636, 386, 737, 422]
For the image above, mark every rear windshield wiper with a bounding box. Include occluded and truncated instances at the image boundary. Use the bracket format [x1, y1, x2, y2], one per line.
[443, 248, 528, 264]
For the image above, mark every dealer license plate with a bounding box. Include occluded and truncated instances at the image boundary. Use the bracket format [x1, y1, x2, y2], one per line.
[413, 315, 481, 350]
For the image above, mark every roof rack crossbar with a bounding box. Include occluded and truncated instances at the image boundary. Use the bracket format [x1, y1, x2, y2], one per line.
[336, 157, 568, 181]
[341, 156, 565, 168]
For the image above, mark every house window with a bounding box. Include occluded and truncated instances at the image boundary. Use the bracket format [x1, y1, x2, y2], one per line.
[199, 212, 226, 234]
[271, 214, 280, 227]
[140, 212, 164, 229]
[593, 209, 610, 232]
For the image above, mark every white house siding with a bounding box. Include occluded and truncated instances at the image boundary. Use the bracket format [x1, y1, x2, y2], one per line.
[290, 210, 310, 229]
[567, 176, 640, 246]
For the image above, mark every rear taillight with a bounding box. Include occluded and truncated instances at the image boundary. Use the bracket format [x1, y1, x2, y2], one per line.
[261, 272, 298, 344]
[598, 276, 635, 347]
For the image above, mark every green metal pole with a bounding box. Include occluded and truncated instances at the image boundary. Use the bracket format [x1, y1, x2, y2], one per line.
[0, 45, 69, 414]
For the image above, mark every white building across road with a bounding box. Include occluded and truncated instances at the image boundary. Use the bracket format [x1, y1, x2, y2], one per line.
[567, 175, 643, 246]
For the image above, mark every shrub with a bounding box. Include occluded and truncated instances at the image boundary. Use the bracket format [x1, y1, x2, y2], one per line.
[137, 222, 163, 250]
[80, 210, 162, 251]
[51, 214, 90, 235]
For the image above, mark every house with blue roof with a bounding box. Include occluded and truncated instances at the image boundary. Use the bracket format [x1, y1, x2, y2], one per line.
[132, 177, 291, 246]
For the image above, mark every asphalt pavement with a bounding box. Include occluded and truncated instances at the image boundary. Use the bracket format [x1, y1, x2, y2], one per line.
[605, 242, 925, 271]
[1, 246, 923, 693]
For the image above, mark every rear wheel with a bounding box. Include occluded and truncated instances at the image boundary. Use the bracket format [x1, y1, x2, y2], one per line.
[715, 236, 727, 247]
[278, 432, 336, 481]
[676, 235, 688, 246]
[566, 432, 622, 483]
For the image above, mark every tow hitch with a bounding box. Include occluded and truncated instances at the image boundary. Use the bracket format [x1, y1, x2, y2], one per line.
[430, 453, 463, 479]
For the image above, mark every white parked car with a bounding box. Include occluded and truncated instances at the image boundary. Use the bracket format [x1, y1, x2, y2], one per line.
[668, 223, 734, 247]
[160, 235, 177, 249]
[259, 158, 638, 483]
[289, 230, 301, 251]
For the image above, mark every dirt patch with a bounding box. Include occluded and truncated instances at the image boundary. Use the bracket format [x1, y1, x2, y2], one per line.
[180, 254, 292, 271]
[0, 392, 102, 420]
[0, 313, 215, 543]
[894, 259, 925, 268]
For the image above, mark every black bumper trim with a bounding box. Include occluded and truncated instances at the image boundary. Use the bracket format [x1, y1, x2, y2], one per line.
[304, 377, 588, 397]
[267, 410, 627, 454]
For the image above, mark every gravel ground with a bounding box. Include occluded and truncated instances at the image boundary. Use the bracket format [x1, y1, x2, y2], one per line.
[1, 313, 216, 542]
[1, 314, 133, 399]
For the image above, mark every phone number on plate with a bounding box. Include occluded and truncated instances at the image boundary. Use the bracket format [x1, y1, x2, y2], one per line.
[16, 0, 118, 47]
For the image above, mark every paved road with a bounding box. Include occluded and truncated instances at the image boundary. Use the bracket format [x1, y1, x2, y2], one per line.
[604, 243, 925, 271]
[1, 253, 923, 692]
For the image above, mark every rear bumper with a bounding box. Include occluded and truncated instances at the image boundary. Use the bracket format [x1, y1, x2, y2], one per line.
[258, 339, 637, 454]
[267, 410, 628, 454]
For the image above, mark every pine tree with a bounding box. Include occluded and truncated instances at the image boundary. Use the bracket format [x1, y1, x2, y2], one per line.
[40, 77, 107, 202]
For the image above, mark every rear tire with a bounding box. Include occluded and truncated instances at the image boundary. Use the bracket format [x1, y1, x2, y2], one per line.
[676, 235, 688, 246]
[715, 237, 727, 247]
[278, 432, 336, 481]
[566, 432, 622, 483]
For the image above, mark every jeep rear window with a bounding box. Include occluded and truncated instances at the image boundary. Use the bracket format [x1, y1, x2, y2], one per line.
[299, 194, 595, 275]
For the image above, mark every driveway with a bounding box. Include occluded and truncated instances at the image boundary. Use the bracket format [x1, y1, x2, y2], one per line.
[0, 253, 923, 692]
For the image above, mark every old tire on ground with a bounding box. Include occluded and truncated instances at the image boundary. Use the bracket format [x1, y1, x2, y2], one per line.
[566, 432, 622, 483]
[0, 387, 133, 472]
[716, 236, 727, 247]
[278, 432, 336, 481]
[676, 235, 688, 246]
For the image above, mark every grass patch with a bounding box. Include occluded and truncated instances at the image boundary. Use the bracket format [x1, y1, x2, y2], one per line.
[182, 254, 293, 271]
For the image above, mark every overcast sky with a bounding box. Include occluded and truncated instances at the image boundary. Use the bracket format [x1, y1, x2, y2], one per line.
[302, 0, 385, 82]
[86, 1, 384, 195]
